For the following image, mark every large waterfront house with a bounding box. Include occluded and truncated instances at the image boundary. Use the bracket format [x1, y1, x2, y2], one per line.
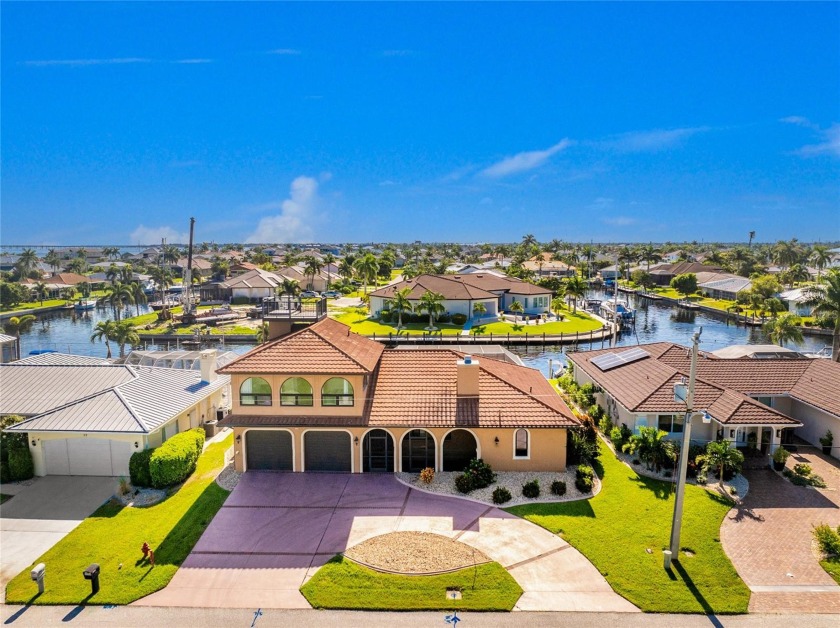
[2, 351, 230, 476]
[217, 318, 578, 474]
[369, 273, 553, 320]
[567, 343, 840, 459]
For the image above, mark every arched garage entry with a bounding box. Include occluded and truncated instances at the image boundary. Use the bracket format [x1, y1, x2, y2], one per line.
[442, 429, 478, 472]
[246, 430, 293, 471]
[362, 429, 395, 472]
[304, 430, 352, 472]
[401, 429, 436, 472]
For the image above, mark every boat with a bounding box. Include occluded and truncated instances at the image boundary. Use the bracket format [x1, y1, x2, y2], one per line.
[600, 300, 636, 322]
[150, 297, 181, 311]
[74, 298, 96, 311]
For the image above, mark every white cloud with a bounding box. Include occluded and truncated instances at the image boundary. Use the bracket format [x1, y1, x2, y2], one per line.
[25, 57, 151, 67]
[780, 115, 819, 131]
[268, 48, 301, 55]
[480, 139, 573, 178]
[245, 176, 321, 244]
[130, 225, 189, 245]
[795, 123, 840, 157]
[379, 180, 398, 187]
[603, 127, 708, 152]
[173, 58, 213, 64]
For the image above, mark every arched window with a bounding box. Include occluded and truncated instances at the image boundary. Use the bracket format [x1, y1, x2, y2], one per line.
[514, 428, 529, 458]
[280, 377, 313, 406]
[240, 377, 272, 406]
[321, 377, 354, 406]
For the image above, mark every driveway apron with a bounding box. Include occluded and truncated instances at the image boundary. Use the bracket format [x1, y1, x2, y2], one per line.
[135, 473, 637, 612]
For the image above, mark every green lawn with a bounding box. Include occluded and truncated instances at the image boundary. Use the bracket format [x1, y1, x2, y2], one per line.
[507, 442, 750, 614]
[0, 494, 12, 505]
[479, 310, 602, 336]
[820, 559, 840, 585]
[331, 310, 464, 336]
[301, 556, 522, 611]
[5, 434, 233, 605]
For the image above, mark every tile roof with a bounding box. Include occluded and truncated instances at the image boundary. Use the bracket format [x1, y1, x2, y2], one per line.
[217, 318, 384, 375]
[458, 273, 552, 295]
[369, 274, 498, 300]
[222, 268, 284, 290]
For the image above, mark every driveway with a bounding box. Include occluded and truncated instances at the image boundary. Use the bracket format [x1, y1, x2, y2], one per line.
[720, 449, 840, 614]
[1, 476, 118, 594]
[136, 473, 637, 612]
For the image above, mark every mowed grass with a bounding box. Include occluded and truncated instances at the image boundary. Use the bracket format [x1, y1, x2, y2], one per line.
[507, 442, 750, 614]
[479, 310, 602, 336]
[820, 559, 840, 585]
[301, 556, 522, 611]
[5, 435, 233, 605]
[331, 310, 464, 336]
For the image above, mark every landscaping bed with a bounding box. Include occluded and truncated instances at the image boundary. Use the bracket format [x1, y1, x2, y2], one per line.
[344, 531, 490, 574]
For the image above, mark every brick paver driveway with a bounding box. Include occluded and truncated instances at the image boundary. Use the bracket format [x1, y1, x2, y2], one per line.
[136, 473, 636, 612]
[720, 450, 840, 614]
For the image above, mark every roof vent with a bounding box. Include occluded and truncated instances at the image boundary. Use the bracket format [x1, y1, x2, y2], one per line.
[464, 355, 472, 365]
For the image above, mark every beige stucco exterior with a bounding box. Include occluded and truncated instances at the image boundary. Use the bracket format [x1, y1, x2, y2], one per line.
[230, 373, 367, 418]
[230, 425, 568, 473]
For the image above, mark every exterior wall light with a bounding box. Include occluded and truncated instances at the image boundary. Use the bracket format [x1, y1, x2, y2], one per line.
[236, 434, 242, 444]
[354, 436, 359, 445]
[31, 439, 37, 447]
[134, 441, 140, 449]
[494, 437, 500, 446]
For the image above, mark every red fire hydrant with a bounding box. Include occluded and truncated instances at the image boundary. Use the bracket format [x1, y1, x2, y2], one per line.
[141, 542, 151, 559]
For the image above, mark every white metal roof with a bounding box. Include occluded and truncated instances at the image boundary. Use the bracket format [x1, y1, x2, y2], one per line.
[15, 352, 112, 366]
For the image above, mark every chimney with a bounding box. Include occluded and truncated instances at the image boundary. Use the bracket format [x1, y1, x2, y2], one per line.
[199, 349, 217, 383]
[456, 355, 480, 397]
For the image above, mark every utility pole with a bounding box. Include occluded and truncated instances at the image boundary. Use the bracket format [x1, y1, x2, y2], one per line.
[612, 255, 619, 348]
[666, 327, 702, 568]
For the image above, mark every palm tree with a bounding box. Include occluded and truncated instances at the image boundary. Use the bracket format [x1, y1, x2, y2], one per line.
[130, 281, 148, 316]
[748, 231, 756, 248]
[810, 245, 832, 282]
[106, 264, 121, 284]
[763, 297, 785, 318]
[15, 248, 39, 278]
[255, 321, 270, 344]
[763, 313, 804, 348]
[33, 282, 49, 305]
[44, 249, 61, 274]
[639, 243, 662, 272]
[302, 256, 322, 291]
[551, 296, 566, 320]
[322, 253, 336, 289]
[390, 287, 413, 330]
[472, 301, 487, 321]
[338, 258, 355, 282]
[565, 275, 588, 314]
[90, 320, 116, 359]
[74, 247, 88, 273]
[111, 320, 140, 358]
[149, 266, 174, 316]
[4, 314, 36, 339]
[802, 269, 840, 361]
[280, 278, 301, 297]
[509, 299, 524, 323]
[353, 253, 380, 295]
[60, 286, 77, 303]
[622, 426, 675, 472]
[417, 291, 445, 330]
[66, 257, 86, 275]
[698, 440, 745, 488]
[103, 246, 121, 260]
[98, 282, 134, 322]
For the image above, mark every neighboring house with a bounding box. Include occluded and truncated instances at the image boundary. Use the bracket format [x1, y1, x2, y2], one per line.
[276, 265, 330, 292]
[698, 275, 752, 301]
[172, 257, 213, 279]
[222, 268, 285, 302]
[230, 262, 260, 276]
[648, 262, 724, 286]
[217, 318, 578, 473]
[779, 288, 816, 316]
[524, 256, 576, 278]
[369, 273, 552, 319]
[567, 343, 840, 459]
[2, 351, 230, 476]
[0, 333, 19, 363]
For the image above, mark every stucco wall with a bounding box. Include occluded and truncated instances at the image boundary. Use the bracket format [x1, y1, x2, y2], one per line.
[790, 399, 838, 458]
[369, 296, 499, 319]
[230, 373, 366, 417]
[231, 425, 568, 473]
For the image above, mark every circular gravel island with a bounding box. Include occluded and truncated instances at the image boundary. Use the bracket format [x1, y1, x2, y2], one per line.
[344, 531, 490, 575]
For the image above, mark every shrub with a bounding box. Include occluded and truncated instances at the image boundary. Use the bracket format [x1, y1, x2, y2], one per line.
[772, 447, 791, 464]
[810, 474, 828, 489]
[609, 426, 624, 448]
[231, 296, 251, 305]
[419, 467, 434, 484]
[451, 313, 467, 325]
[455, 473, 474, 494]
[793, 463, 812, 477]
[550, 480, 567, 496]
[129, 448, 154, 487]
[814, 524, 840, 557]
[465, 458, 496, 489]
[492, 486, 512, 504]
[379, 310, 393, 323]
[577, 383, 597, 407]
[118, 476, 132, 496]
[7, 446, 34, 481]
[522, 479, 540, 498]
[437, 312, 452, 324]
[149, 427, 206, 489]
[0, 461, 9, 484]
[575, 465, 595, 493]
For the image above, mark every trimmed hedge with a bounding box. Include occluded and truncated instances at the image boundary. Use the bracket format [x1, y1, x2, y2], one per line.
[149, 428, 206, 489]
[452, 313, 467, 325]
[129, 448, 154, 487]
[7, 446, 34, 481]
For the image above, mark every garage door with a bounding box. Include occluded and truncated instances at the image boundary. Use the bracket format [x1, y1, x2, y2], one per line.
[246, 430, 293, 471]
[304, 431, 351, 472]
[44, 438, 130, 476]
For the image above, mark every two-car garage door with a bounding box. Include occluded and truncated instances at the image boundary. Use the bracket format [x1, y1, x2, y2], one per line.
[245, 430, 351, 472]
[44, 438, 131, 476]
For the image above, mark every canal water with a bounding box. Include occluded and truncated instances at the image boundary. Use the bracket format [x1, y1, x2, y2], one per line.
[15, 289, 832, 364]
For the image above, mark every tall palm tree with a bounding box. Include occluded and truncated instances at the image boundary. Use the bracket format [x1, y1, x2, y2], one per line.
[353, 253, 380, 295]
[90, 320, 117, 359]
[810, 245, 832, 282]
[44, 249, 61, 274]
[255, 321, 270, 344]
[417, 291, 445, 330]
[639, 243, 662, 272]
[472, 301, 487, 321]
[322, 253, 336, 289]
[565, 275, 588, 314]
[698, 440, 745, 488]
[130, 281, 148, 316]
[103, 246, 121, 260]
[509, 299, 524, 323]
[4, 314, 36, 340]
[280, 278, 301, 297]
[15, 248, 39, 278]
[802, 269, 840, 361]
[149, 266, 174, 316]
[111, 320, 140, 358]
[763, 313, 804, 348]
[74, 248, 88, 273]
[748, 231, 756, 248]
[551, 296, 566, 320]
[106, 264, 121, 283]
[302, 256, 322, 291]
[338, 258, 355, 282]
[32, 282, 49, 305]
[98, 282, 135, 322]
[390, 287, 413, 330]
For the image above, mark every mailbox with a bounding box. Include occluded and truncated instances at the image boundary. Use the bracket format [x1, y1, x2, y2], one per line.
[83, 563, 101, 595]
[30, 563, 45, 594]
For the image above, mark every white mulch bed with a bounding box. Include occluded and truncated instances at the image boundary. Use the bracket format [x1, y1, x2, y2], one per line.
[216, 463, 241, 492]
[396, 467, 601, 507]
[603, 436, 749, 502]
[115, 486, 168, 508]
[344, 531, 490, 574]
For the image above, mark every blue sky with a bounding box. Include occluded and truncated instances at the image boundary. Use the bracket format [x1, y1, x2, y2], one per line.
[2, 2, 838, 245]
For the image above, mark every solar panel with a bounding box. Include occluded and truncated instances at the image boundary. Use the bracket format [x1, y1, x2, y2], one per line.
[591, 348, 650, 371]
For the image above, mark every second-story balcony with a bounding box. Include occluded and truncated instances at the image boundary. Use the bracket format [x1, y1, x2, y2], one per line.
[261, 295, 328, 323]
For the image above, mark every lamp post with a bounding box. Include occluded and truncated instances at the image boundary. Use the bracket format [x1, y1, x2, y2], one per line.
[666, 327, 706, 568]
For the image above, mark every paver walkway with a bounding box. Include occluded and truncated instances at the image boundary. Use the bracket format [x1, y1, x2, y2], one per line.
[135, 473, 637, 612]
[720, 449, 840, 614]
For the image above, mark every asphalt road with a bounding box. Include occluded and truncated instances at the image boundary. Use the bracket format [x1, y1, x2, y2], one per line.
[2, 606, 839, 628]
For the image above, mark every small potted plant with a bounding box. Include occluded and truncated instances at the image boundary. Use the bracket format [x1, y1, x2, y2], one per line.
[772, 447, 790, 472]
[819, 430, 833, 456]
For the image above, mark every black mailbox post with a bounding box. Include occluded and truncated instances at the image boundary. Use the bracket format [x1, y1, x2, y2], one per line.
[83, 563, 100, 595]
